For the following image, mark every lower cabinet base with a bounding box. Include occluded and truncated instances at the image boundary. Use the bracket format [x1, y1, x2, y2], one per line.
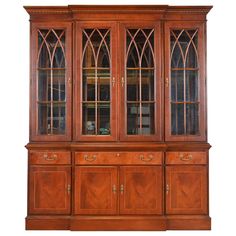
[25, 215, 211, 231]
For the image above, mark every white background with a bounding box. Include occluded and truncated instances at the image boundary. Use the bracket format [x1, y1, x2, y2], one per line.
[0, 0, 235, 235]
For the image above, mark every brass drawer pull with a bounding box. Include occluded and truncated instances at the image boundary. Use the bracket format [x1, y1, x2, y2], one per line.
[179, 154, 193, 161]
[44, 154, 57, 161]
[116, 153, 120, 157]
[139, 154, 153, 162]
[120, 184, 124, 194]
[84, 154, 97, 162]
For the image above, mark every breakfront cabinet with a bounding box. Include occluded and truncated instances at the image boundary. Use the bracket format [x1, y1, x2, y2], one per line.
[25, 5, 212, 231]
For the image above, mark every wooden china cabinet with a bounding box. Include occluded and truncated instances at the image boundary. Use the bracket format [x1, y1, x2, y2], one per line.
[24, 5, 212, 231]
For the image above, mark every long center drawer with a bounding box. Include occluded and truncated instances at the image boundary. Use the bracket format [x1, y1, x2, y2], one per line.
[75, 152, 163, 165]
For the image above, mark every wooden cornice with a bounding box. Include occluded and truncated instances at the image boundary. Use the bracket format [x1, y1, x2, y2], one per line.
[24, 5, 212, 17]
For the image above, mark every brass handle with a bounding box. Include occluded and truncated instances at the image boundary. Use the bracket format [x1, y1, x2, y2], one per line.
[165, 77, 169, 88]
[179, 153, 193, 161]
[112, 77, 115, 87]
[112, 185, 117, 194]
[139, 154, 153, 162]
[166, 184, 169, 194]
[84, 154, 97, 162]
[67, 184, 71, 195]
[121, 77, 124, 87]
[44, 154, 57, 161]
[116, 153, 120, 157]
[120, 184, 124, 194]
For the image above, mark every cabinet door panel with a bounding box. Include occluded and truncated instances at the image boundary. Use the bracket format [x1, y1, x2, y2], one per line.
[166, 166, 208, 214]
[165, 22, 206, 141]
[75, 22, 117, 141]
[120, 22, 162, 141]
[75, 167, 118, 215]
[31, 22, 72, 141]
[29, 166, 71, 214]
[120, 166, 163, 214]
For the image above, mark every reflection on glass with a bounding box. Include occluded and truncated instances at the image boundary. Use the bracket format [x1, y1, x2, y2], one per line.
[127, 70, 139, 101]
[171, 103, 184, 135]
[38, 103, 65, 135]
[127, 103, 139, 135]
[186, 104, 199, 135]
[126, 28, 155, 135]
[82, 103, 96, 135]
[82, 28, 111, 136]
[98, 69, 110, 101]
[141, 70, 154, 101]
[37, 29, 66, 135]
[127, 103, 154, 135]
[98, 103, 110, 135]
[171, 70, 184, 102]
[186, 70, 198, 102]
[170, 29, 199, 135]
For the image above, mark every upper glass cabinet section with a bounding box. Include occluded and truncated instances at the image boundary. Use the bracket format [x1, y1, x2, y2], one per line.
[125, 28, 155, 135]
[37, 29, 66, 135]
[170, 29, 199, 136]
[82, 28, 111, 136]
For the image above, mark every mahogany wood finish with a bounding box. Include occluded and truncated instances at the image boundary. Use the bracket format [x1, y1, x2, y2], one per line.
[25, 5, 212, 231]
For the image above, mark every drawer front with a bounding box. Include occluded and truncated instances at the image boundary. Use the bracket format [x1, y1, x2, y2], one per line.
[166, 152, 207, 165]
[75, 152, 163, 165]
[29, 151, 71, 165]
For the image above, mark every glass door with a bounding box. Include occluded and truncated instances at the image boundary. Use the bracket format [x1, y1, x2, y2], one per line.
[31, 23, 72, 141]
[165, 22, 206, 141]
[75, 23, 117, 141]
[120, 23, 162, 141]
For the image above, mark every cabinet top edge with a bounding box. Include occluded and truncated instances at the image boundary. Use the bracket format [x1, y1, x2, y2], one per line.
[24, 5, 213, 15]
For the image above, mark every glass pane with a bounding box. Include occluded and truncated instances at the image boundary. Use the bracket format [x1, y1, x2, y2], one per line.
[141, 70, 154, 101]
[52, 103, 65, 134]
[127, 70, 139, 101]
[171, 70, 184, 102]
[83, 69, 95, 101]
[82, 29, 111, 136]
[98, 69, 110, 101]
[37, 29, 66, 136]
[171, 103, 184, 135]
[186, 103, 199, 135]
[38, 103, 51, 135]
[127, 103, 139, 135]
[98, 103, 110, 135]
[53, 70, 65, 101]
[141, 103, 154, 135]
[82, 103, 96, 135]
[38, 69, 50, 101]
[186, 70, 198, 102]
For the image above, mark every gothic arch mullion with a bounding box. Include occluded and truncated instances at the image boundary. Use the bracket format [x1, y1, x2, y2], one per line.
[37, 30, 53, 67]
[82, 29, 97, 68]
[170, 30, 185, 61]
[171, 31, 185, 68]
[96, 29, 111, 66]
[126, 29, 141, 64]
[184, 30, 199, 66]
[51, 30, 65, 68]
[140, 29, 155, 67]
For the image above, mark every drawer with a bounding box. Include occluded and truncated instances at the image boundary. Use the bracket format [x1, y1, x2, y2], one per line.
[29, 151, 71, 165]
[75, 152, 163, 165]
[166, 152, 207, 165]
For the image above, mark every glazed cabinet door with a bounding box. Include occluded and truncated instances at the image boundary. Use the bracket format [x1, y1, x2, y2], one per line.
[166, 166, 208, 214]
[30, 23, 72, 141]
[120, 166, 163, 214]
[75, 22, 117, 141]
[74, 167, 118, 214]
[164, 22, 206, 141]
[119, 22, 162, 141]
[29, 166, 71, 214]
